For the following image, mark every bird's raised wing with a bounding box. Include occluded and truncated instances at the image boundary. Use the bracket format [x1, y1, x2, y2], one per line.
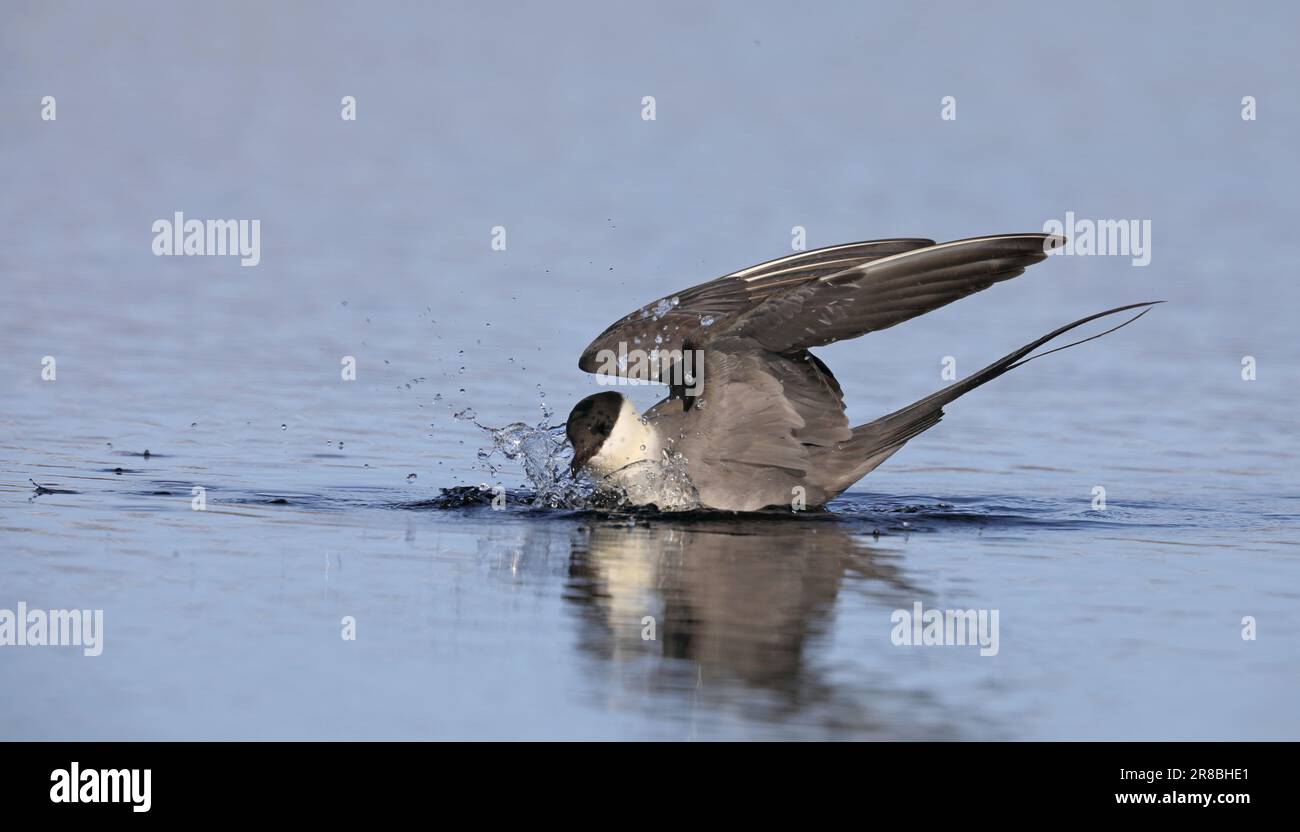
[577, 238, 935, 377]
[714, 234, 1064, 353]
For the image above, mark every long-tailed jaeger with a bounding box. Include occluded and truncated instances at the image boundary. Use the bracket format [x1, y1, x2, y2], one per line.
[566, 233, 1157, 511]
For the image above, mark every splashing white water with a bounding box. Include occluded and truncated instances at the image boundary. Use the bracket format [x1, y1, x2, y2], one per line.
[598, 453, 700, 511]
[473, 414, 700, 511]
[475, 418, 588, 507]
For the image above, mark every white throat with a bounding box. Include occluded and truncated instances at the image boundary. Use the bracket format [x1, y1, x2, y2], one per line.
[586, 398, 661, 477]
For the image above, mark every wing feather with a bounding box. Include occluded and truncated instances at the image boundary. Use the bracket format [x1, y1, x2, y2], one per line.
[719, 234, 1062, 353]
[578, 238, 935, 375]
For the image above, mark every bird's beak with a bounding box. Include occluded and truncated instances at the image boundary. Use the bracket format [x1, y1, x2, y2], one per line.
[569, 445, 596, 480]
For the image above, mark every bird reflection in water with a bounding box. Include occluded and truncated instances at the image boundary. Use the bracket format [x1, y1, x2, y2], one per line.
[554, 513, 979, 738]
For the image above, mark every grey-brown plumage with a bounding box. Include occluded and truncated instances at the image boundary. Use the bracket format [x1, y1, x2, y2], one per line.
[567, 233, 1158, 512]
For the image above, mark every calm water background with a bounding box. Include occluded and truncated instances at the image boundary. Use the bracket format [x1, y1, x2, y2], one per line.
[2, 1, 1297, 739]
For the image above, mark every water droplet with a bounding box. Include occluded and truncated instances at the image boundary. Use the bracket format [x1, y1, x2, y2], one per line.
[407, 473, 417, 481]
[280, 424, 287, 430]
[650, 297, 679, 320]
[700, 314, 715, 327]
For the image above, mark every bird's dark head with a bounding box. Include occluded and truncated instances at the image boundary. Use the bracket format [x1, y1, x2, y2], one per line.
[566, 391, 631, 475]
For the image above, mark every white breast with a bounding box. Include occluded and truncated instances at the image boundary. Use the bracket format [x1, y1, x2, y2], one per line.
[584, 399, 700, 510]
[586, 398, 661, 477]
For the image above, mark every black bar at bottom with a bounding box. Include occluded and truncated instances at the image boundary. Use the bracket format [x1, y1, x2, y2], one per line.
[2, 742, 1274, 817]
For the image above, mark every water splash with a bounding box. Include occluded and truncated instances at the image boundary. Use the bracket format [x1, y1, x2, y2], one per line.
[475, 419, 589, 507]
[640, 295, 680, 321]
[599, 453, 700, 511]
[471, 414, 700, 511]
